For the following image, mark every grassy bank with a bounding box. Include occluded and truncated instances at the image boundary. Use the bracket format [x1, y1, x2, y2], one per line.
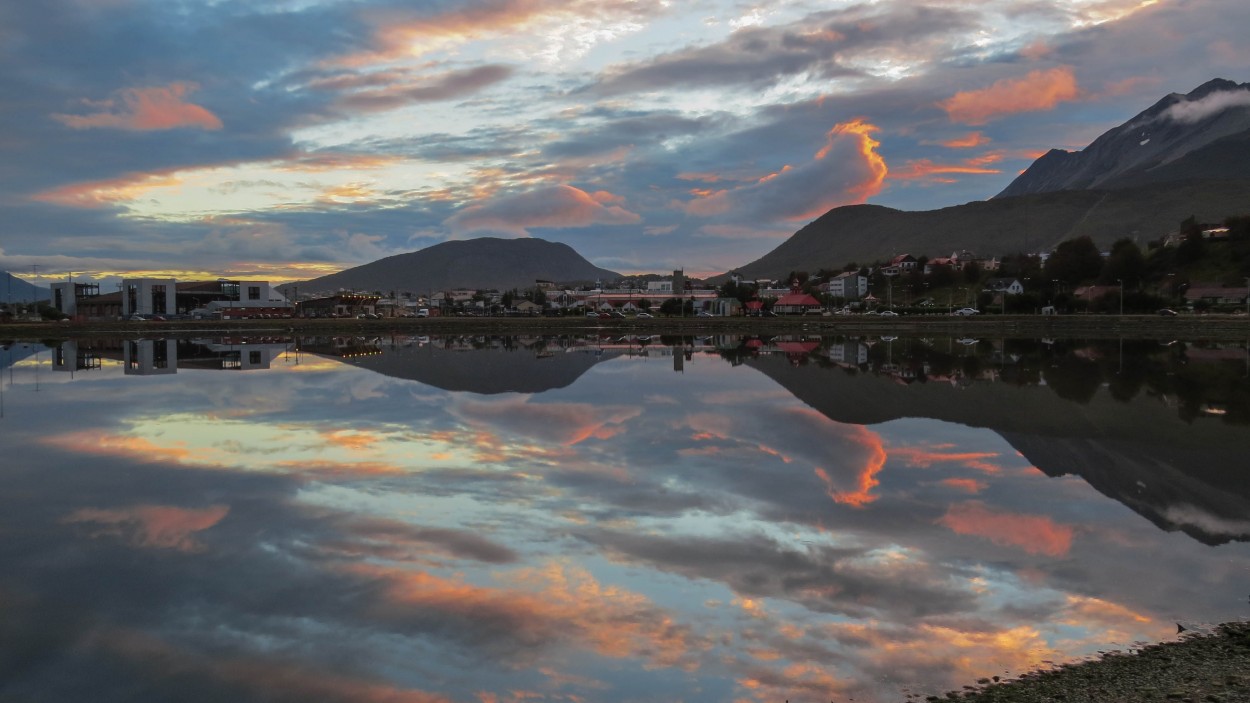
[3, 313, 1249, 341]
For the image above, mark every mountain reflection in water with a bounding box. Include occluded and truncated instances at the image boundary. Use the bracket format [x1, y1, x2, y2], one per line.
[1, 333, 1248, 703]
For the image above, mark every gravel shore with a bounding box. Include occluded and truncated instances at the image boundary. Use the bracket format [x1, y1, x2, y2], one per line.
[915, 622, 1250, 703]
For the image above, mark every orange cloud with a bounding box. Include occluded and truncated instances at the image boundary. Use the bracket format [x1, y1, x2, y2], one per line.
[333, 0, 662, 67]
[940, 67, 1080, 125]
[355, 562, 707, 669]
[63, 504, 229, 552]
[684, 119, 887, 222]
[940, 477, 988, 494]
[891, 447, 1003, 474]
[889, 158, 1002, 182]
[941, 132, 991, 148]
[937, 501, 1074, 557]
[816, 425, 887, 507]
[53, 82, 223, 131]
[31, 169, 184, 209]
[42, 429, 194, 464]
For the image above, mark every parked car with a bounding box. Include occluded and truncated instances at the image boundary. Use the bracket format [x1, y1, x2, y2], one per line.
[1157, 308, 1179, 317]
[635, 312, 654, 318]
[878, 310, 899, 317]
[697, 311, 714, 317]
[953, 308, 980, 316]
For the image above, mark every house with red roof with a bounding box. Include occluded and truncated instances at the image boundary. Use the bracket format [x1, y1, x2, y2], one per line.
[772, 282, 822, 315]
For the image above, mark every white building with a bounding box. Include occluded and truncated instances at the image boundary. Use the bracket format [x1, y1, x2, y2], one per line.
[822, 271, 868, 300]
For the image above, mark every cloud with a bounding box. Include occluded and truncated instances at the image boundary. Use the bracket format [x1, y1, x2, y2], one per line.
[63, 504, 230, 552]
[1160, 87, 1250, 124]
[31, 169, 186, 209]
[939, 132, 990, 148]
[683, 120, 887, 223]
[350, 561, 709, 669]
[889, 156, 1002, 183]
[342, 0, 666, 66]
[591, 4, 976, 95]
[937, 501, 1074, 557]
[444, 184, 640, 237]
[940, 67, 1081, 125]
[52, 82, 223, 131]
[317, 64, 514, 114]
[450, 395, 642, 447]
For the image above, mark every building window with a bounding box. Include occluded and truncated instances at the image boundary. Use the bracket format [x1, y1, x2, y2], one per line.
[249, 350, 261, 365]
[222, 282, 240, 300]
[151, 285, 167, 314]
[248, 286, 261, 301]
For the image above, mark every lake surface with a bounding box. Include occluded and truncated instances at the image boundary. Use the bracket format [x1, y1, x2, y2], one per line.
[2, 334, 1248, 703]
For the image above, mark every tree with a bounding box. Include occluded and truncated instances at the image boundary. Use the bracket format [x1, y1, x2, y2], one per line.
[1174, 216, 1205, 265]
[1043, 236, 1103, 284]
[1100, 238, 1145, 287]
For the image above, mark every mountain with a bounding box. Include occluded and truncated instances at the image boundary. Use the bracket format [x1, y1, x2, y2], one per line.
[1, 271, 50, 305]
[283, 238, 621, 295]
[720, 180, 1249, 280]
[998, 78, 1250, 197]
[719, 79, 1250, 280]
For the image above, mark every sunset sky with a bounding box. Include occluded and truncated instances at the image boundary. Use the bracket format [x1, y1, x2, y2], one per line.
[2, 0, 1248, 284]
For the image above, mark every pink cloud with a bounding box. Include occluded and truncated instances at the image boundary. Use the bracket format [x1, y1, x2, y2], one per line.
[940, 68, 1081, 125]
[444, 184, 640, 237]
[53, 82, 223, 131]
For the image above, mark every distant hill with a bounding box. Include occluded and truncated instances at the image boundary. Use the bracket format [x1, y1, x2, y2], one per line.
[282, 238, 621, 296]
[1, 271, 50, 304]
[719, 79, 1250, 281]
[998, 78, 1250, 197]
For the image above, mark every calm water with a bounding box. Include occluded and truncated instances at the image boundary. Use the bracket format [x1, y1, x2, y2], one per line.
[1, 334, 1248, 703]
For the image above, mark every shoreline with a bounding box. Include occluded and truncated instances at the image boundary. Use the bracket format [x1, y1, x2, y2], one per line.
[916, 622, 1250, 703]
[3, 313, 1249, 341]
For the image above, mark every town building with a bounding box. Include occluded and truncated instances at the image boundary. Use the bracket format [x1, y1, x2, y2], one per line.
[821, 271, 868, 300]
[52, 278, 291, 320]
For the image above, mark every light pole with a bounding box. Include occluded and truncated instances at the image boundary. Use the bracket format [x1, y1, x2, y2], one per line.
[1117, 278, 1123, 316]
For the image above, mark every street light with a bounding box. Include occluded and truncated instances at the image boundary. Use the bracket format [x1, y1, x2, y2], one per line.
[1117, 278, 1123, 316]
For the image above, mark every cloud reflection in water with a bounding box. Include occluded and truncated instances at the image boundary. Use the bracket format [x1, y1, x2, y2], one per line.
[1, 335, 1248, 703]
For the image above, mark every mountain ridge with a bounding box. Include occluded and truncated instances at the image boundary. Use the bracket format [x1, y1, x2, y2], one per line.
[997, 77, 1250, 197]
